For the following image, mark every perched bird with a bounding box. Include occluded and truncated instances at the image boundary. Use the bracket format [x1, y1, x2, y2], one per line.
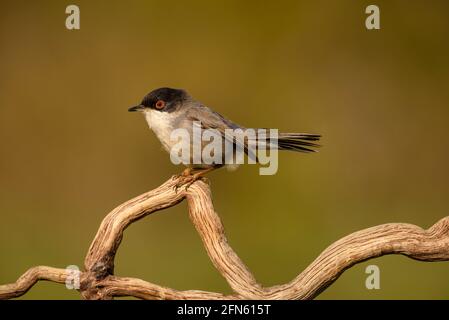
[129, 87, 320, 184]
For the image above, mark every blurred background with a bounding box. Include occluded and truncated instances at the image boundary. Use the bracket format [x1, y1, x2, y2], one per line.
[1, 0, 448, 299]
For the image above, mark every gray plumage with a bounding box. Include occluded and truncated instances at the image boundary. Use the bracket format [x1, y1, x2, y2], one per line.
[129, 87, 321, 169]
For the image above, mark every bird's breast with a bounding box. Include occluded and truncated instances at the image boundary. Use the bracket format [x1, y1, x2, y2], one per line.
[144, 110, 179, 152]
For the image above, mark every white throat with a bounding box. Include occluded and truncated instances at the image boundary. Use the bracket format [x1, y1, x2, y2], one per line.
[144, 109, 177, 152]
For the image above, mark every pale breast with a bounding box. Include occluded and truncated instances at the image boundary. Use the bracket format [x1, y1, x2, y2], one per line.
[144, 110, 179, 152]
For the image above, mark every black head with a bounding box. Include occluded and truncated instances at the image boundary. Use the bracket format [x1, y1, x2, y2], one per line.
[129, 87, 189, 113]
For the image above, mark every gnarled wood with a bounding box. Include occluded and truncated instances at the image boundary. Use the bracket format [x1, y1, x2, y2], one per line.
[1, 176, 448, 300]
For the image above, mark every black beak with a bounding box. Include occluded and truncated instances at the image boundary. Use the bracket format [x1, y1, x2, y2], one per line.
[128, 105, 145, 112]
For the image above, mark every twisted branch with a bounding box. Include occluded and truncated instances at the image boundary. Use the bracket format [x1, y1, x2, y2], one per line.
[1, 176, 448, 300]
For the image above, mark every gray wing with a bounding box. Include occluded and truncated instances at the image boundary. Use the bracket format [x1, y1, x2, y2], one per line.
[184, 104, 257, 161]
[185, 104, 242, 131]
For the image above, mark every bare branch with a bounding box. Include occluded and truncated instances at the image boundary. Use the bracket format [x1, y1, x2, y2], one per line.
[0, 266, 68, 300]
[84, 177, 186, 279]
[0, 176, 448, 300]
[98, 276, 239, 300]
[265, 215, 449, 299]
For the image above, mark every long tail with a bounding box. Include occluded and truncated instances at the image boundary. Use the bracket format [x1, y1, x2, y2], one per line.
[277, 132, 321, 153]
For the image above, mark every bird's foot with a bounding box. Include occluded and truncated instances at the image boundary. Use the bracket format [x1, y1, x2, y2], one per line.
[173, 172, 207, 192]
[173, 168, 212, 192]
[171, 167, 192, 181]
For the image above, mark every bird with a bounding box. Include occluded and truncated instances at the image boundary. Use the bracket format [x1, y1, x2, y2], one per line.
[129, 87, 320, 185]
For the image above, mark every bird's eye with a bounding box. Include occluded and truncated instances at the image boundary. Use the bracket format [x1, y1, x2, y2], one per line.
[155, 100, 165, 109]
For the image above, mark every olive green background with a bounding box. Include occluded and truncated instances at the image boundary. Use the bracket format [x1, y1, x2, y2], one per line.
[1, 0, 448, 299]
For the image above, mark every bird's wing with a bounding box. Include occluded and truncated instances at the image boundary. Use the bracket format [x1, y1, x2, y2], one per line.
[186, 104, 240, 130]
[185, 105, 257, 161]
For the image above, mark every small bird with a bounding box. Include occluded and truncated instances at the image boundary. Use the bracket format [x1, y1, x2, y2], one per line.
[129, 87, 320, 184]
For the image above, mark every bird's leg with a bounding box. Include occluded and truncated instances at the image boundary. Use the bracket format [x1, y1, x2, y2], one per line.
[190, 167, 216, 180]
[182, 167, 193, 177]
[174, 167, 218, 191]
[172, 167, 192, 182]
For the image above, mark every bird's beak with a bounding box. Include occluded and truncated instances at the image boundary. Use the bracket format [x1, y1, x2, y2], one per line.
[128, 104, 145, 112]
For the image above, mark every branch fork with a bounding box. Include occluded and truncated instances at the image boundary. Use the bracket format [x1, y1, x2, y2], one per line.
[1, 176, 448, 300]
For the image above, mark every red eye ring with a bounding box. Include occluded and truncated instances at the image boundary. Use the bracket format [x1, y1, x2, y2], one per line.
[155, 100, 165, 109]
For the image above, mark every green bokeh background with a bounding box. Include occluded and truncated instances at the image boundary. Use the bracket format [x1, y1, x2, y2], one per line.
[1, 0, 448, 299]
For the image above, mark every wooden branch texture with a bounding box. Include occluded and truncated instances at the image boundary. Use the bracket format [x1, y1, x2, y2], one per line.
[1, 176, 448, 300]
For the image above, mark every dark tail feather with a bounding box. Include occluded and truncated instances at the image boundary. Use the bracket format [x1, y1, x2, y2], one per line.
[278, 133, 321, 153]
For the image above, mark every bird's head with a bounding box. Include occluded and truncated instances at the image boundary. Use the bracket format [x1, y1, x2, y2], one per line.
[128, 87, 189, 113]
